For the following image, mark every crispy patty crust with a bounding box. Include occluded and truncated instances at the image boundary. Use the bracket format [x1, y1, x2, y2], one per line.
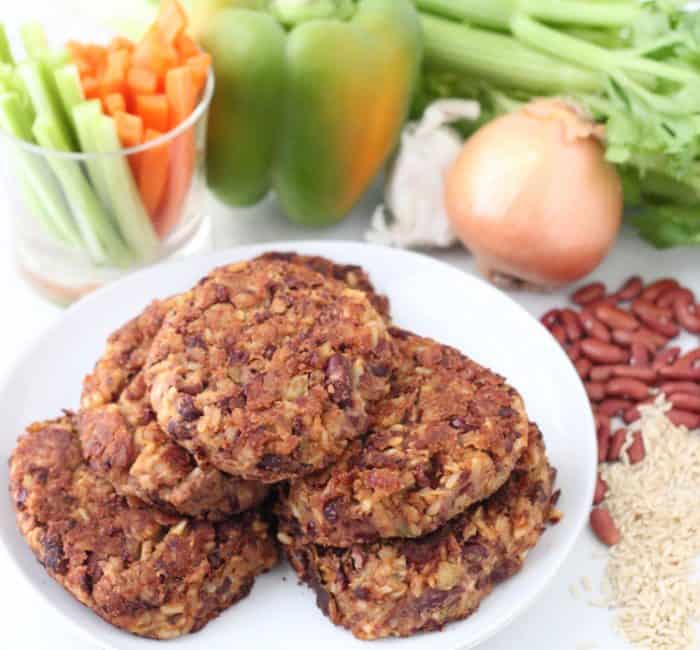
[279, 328, 529, 545]
[9, 415, 278, 640]
[280, 423, 556, 640]
[145, 259, 393, 483]
[79, 298, 268, 520]
[255, 252, 390, 321]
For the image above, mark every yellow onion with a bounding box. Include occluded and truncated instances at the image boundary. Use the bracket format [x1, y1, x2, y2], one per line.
[445, 99, 622, 288]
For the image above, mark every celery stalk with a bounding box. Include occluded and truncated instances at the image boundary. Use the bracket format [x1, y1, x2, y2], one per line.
[17, 60, 76, 149]
[72, 100, 113, 212]
[0, 25, 13, 64]
[32, 114, 131, 266]
[20, 22, 48, 59]
[91, 114, 159, 262]
[415, 0, 639, 29]
[0, 92, 81, 246]
[54, 65, 85, 121]
[33, 115, 108, 264]
[510, 13, 697, 85]
[0, 64, 35, 121]
[47, 48, 70, 69]
[419, 14, 600, 94]
[416, 0, 515, 30]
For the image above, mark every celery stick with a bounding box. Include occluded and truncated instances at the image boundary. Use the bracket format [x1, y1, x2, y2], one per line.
[33, 115, 107, 263]
[20, 22, 48, 59]
[0, 92, 81, 246]
[47, 48, 70, 68]
[17, 60, 76, 149]
[32, 114, 132, 267]
[0, 64, 35, 121]
[419, 14, 600, 94]
[92, 114, 159, 262]
[72, 100, 113, 211]
[54, 65, 84, 119]
[0, 24, 14, 64]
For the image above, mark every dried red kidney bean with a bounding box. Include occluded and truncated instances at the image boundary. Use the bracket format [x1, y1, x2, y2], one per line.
[667, 409, 700, 429]
[590, 508, 620, 546]
[674, 299, 700, 333]
[572, 282, 606, 306]
[627, 432, 645, 464]
[549, 324, 567, 345]
[656, 287, 694, 309]
[608, 428, 627, 462]
[658, 381, 700, 397]
[575, 357, 592, 379]
[593, 475, 607, 505]
[629, 343, 651, 368]
[596, 425, 610, 463]
[610, 366, 656, 383]
[580, 339, 628, 364]
[580, 311, 611, 342]
[561, 309, 583, 341]
[585, 381, 606, 402]
[675, 348, 700, 371]
[631, 299, 679, 338]
[667, 393, 700, 413]
[590, 366, 614, 382]
[597, 399, 633, 418]
[540, 309, 561, 328]
[640, 278, 679, 303]
[658, 365, 700, 381]
[652, 347, 680, 370]
[614, 276, 643, 302]
[565, 341, 582, 361]
[594, 304, 639, 331]
[612, 328, 667, 350]
[605, 378, 649, 401]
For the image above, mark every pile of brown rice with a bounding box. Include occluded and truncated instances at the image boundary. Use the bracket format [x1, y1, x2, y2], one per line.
[596, 397, 700, 650]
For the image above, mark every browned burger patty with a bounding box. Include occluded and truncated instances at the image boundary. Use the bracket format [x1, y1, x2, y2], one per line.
[279, 423, 557, 640]
[255, 252, 390, 321]
[278, 328, 529, 545]
[145, 258, 394, 483]
[9, 415, 278, 640]
[79, 298, 268, 520]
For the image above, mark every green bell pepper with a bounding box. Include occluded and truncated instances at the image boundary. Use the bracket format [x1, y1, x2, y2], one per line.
[195, 0, 422, 226]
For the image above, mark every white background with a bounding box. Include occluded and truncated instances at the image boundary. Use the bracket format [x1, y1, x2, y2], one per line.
[0, 1, 698, 648]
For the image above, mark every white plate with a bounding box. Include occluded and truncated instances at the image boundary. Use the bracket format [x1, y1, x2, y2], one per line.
[0, 241, 595, 650]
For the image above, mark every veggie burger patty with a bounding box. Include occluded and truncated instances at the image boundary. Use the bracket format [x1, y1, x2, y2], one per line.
[9, 415, 278, 640]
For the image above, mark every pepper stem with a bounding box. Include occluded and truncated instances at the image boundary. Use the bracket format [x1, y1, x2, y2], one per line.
[270, 0, 355, 26]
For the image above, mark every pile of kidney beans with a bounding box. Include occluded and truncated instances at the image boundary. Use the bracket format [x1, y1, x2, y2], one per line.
[540, 277, 700, 545]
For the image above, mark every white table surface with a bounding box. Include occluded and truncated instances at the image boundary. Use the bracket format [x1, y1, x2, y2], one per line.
[1, 2, 699, 648]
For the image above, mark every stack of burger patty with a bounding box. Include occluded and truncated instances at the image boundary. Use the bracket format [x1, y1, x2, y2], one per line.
[9, 252, 559, 641]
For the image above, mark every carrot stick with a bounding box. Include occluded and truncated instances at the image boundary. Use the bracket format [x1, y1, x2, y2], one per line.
[126, 66, 158, 95]
[114, 111, 143, 175]
[101, 49, 129, 95]
[114, 111, 142, 148]
[137, 128, 169, 221]
[81, 76, 99, 99]
[132, 26, 177, 79]
[186, 53, 211, 95]
[156, 0, 188, 45]
[108, 36, 134, 53]
[155, 66, 196, 238]
[175, 33, 200, 60]
[135, 94, 169, 132]
[104, 92, 126, 116]
[75, 58, 92, 76]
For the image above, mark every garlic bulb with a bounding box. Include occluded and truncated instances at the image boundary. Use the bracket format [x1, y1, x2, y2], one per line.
[366, 99, 479, 248]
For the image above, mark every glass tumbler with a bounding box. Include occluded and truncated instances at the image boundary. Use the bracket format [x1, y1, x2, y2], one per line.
[0, 73, 214, 305]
